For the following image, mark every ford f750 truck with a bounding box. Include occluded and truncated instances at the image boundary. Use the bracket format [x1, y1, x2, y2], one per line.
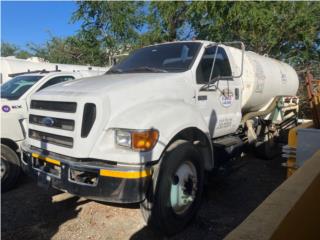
[21, 41, 298, 235]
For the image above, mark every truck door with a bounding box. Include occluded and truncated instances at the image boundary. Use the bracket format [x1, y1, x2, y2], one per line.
[195, 46, 242, 138]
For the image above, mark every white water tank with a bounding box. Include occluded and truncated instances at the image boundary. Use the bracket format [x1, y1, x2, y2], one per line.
[226, 46, 299, 113]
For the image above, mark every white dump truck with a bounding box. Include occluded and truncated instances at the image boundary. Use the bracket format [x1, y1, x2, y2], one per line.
[21, 41, 299, 234]
[1, 70, 106, 191]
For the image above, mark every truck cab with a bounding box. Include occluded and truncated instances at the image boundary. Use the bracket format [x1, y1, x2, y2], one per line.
[1, 70, 103, 191]
[21, 41, 298, 235]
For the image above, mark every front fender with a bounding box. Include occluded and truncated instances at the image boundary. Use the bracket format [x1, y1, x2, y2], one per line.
[1, 113, 25, 142]
[89, 100, 211, 165]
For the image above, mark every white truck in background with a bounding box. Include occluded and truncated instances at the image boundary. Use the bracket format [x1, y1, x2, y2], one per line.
[1, 70, 106, 191]
[0, 56, 109, 83]
[21, 41, 299, 235]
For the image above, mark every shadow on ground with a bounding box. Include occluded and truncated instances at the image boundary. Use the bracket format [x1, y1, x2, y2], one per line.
[1, 178, 89, 240]
[1, 154, 286, 240]
[130, 154, 286, 240]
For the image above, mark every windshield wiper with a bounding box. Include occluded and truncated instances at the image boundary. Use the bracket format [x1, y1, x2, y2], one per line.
[125, 66, 168, 73]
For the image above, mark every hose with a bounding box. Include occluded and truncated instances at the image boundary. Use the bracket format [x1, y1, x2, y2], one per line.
[241, 97, 280, 125]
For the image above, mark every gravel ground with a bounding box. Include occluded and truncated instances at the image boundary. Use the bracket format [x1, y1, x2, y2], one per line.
[1, 154, 286, 240]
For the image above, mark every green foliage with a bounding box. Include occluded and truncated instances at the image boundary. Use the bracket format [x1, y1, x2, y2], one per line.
[1, 42, 31, 59]
[3, 1, 319, 67]
[142, 1, 190, 44]
[1, 43, 18, 57]
[15, 50, 32, 59]
[189, 1, 320, 64]
[71, 1, 319, 65]
[28, 31, 105, 66]
[72, 1, 145, 56]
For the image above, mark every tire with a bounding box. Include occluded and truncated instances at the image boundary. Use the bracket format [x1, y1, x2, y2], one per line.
[140, 140, 204, 236]
[1, 144, 21, 192]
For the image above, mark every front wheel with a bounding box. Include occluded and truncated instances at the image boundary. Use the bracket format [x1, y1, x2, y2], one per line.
[1, 144, 21, 192]
[140, 140, 204, 235]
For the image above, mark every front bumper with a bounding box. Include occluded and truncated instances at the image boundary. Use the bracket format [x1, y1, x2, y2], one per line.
[21, 144, 152, 203]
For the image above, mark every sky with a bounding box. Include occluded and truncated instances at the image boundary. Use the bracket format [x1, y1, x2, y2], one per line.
[1, 1, 81, 48]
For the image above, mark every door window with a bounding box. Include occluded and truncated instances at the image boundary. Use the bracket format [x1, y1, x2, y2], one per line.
[38, 76, 75, 91]
[196, 47, 232, 84]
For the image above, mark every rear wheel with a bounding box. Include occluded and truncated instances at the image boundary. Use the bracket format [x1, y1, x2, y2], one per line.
[1, 144, 21, 192]
[140, 140, 204, 235]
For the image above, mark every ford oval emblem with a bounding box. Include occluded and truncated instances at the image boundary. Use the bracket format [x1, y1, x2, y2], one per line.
[42, 117, 55, 127]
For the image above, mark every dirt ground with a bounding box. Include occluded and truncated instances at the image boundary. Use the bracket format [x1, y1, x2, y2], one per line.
[1, 154, 286, 240]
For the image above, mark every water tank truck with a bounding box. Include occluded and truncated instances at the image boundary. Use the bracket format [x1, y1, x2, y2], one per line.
[21, 41, 299, 235]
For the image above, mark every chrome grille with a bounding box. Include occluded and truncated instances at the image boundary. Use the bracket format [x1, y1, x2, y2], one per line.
[30, 100, 77, 113]
[29, 99, 98, 149]
[29, 114, 75, 131]
[29, 129, 73, 148]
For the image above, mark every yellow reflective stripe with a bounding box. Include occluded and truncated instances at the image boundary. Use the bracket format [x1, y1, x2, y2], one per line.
[31, 153, 150, 178]
[99, 169, 151, 179]
[32, 153, 61, 166]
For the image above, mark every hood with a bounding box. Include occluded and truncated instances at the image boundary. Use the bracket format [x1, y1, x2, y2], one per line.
[33, 72, 190, 96]
[31, 72, 195, 115]
[29, 72, 197, 128]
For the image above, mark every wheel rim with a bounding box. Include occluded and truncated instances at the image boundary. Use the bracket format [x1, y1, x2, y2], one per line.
[1, 158, 8, 180]
[170, 160, 198, 215]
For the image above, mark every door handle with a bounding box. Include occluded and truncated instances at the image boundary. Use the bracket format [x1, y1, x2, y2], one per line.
[235, 88, 240, 100]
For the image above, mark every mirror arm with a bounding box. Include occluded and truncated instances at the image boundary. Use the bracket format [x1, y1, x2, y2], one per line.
[208, 47, 219, 83]
[200, 76, 220, 91]
[219, 41, 245, 78]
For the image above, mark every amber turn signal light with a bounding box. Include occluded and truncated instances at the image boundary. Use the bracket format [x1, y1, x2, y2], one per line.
[132, 130, 159, 151]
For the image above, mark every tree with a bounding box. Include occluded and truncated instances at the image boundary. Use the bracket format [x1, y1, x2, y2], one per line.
[1, 43, 18, 57]
[15, 50, 32, 59]
[71, 1, 319, 65]
[188, 1, 320, 64]
[72, 1, 145, 58]
[6, 1, 318, 67]
[28, 31, 106, 66]
[1, 42, 32, 59]
[141, 1, 191, 45]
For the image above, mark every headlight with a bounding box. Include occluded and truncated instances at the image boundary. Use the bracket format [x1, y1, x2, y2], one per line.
[115, 129, 131, 148]
[115, 129, 159, 151]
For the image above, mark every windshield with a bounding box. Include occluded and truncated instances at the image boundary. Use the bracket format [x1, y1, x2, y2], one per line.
[107, 42, 202, 74]
[1, 75, 43, 100]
